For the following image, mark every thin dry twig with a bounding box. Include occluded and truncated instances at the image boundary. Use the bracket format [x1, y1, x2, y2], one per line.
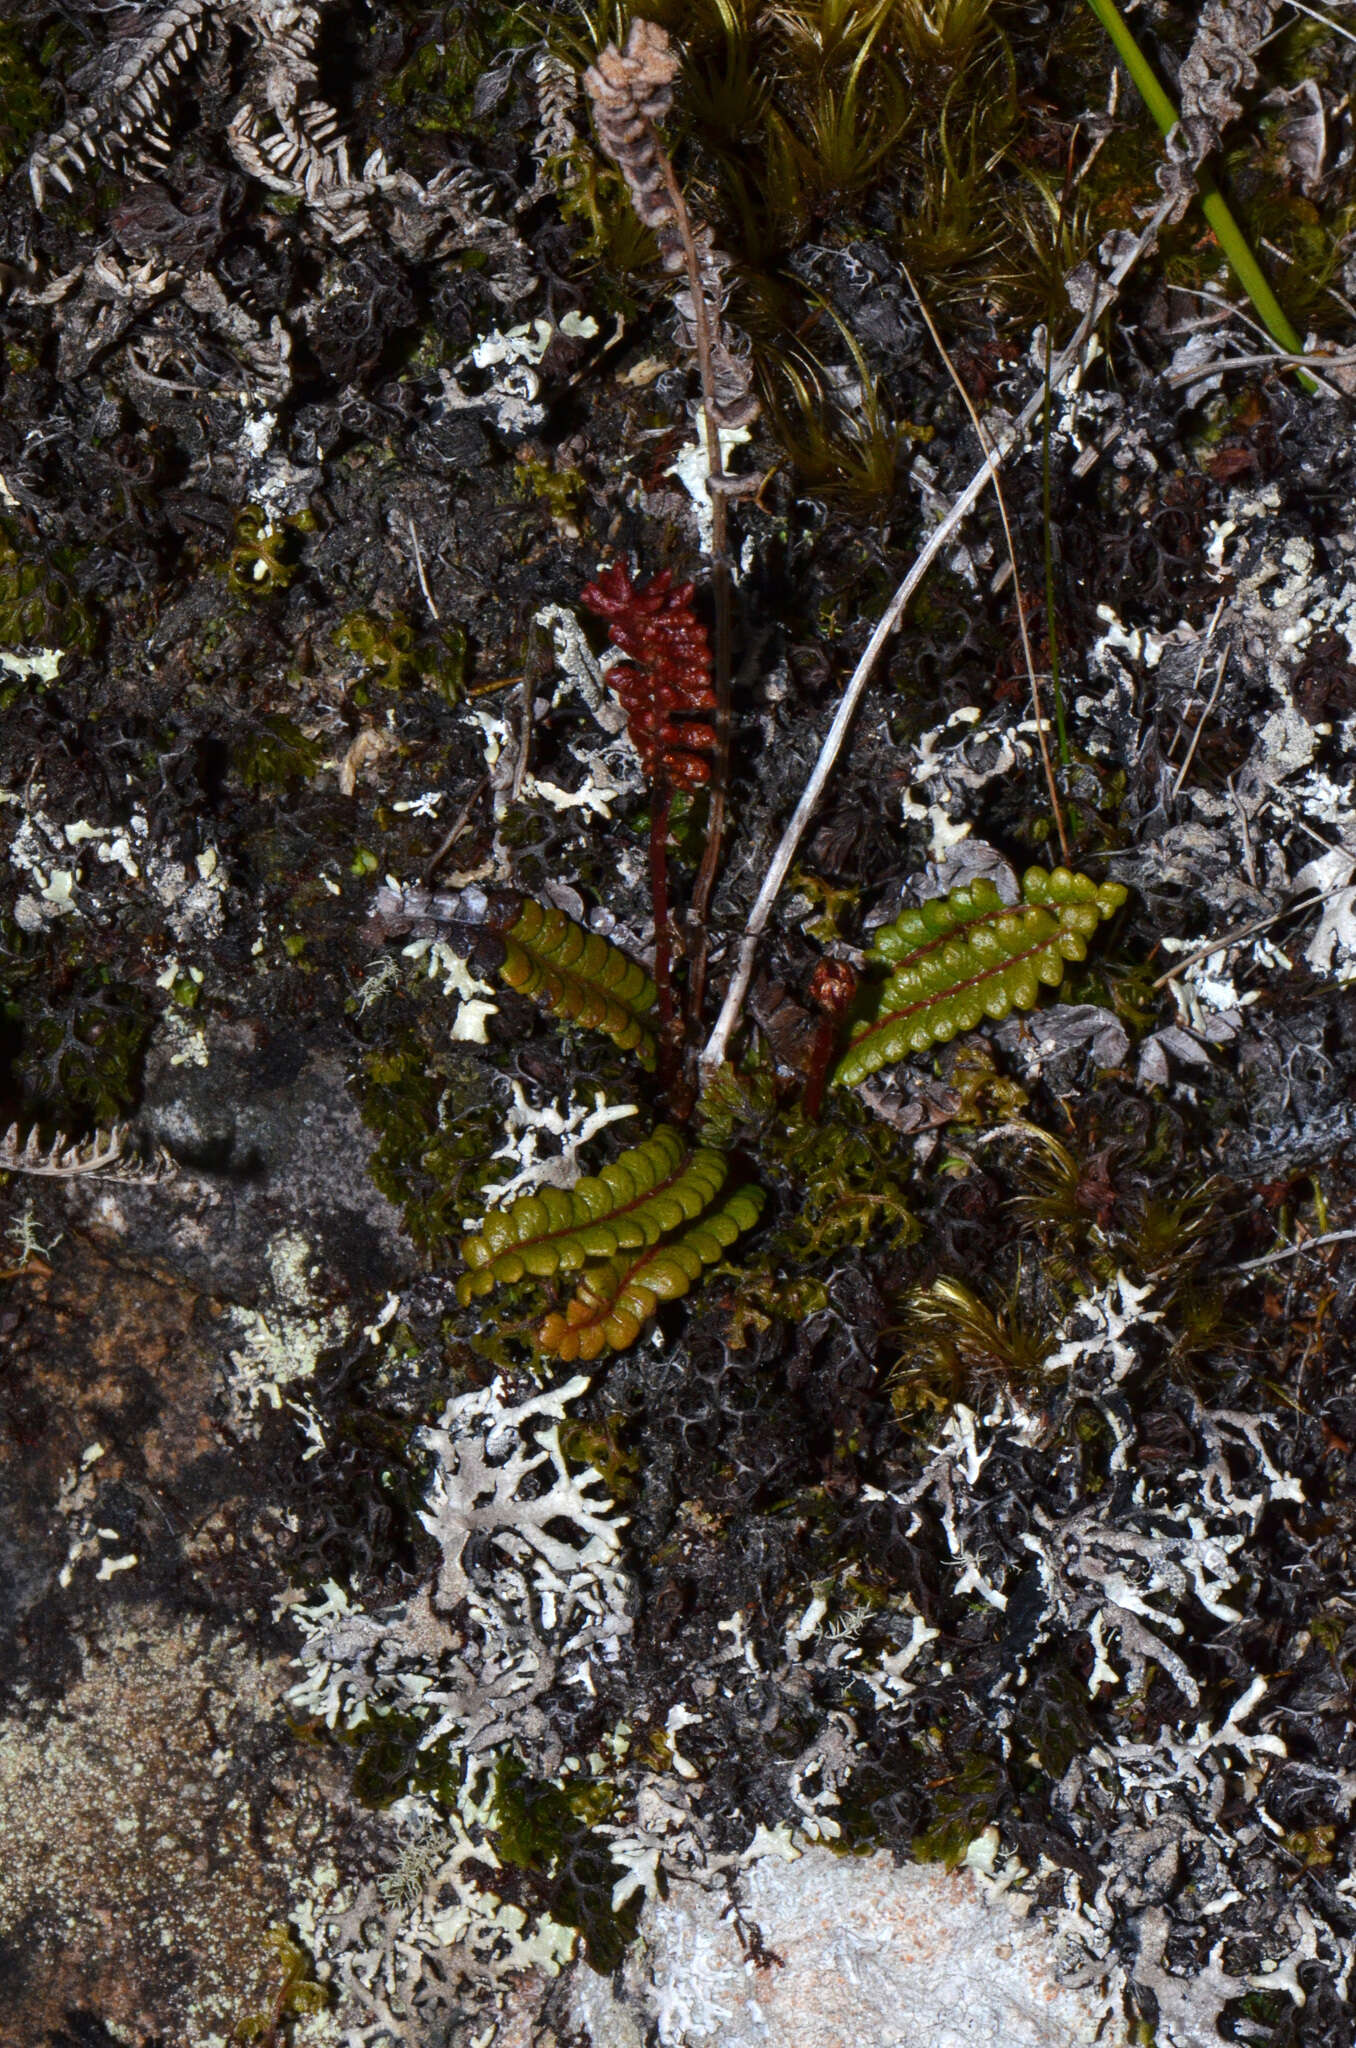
[1166, 346, 1356, 386]
[700, 196, 1177, 1079]
[1232, 1228, 1356, 1273]
[1149, 885, 1339, 989]
[407, 514, 440, 622]
[1170, 646, 1230, 799]
[421, 773, 491, 884]
[1163, 595, 1226, 764]
[903, 262, 1071, 865]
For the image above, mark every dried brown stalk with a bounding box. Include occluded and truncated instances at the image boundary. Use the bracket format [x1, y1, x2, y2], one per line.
[583, 22, 759, 1055]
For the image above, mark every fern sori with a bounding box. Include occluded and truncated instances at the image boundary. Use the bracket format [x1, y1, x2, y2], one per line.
[835, 867, 1127, 1089]
[498, 897, 658, 1069]
[459, 1123, 763, 1356]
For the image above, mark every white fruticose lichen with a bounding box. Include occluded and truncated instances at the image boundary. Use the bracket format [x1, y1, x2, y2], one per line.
[400, 933, 500, 1042]
[473, 1081, 637, 1214]
[436, 314, 598, 435]
[322, 1776, 577, 2046]
[284, 1374, 635, 2041]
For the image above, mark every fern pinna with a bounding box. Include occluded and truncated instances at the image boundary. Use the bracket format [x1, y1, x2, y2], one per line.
[581, 564, 716, 1082]
[459, 1122, 763, 1359]
[386, 883, 659, 1066]
[499, 897, 658, 1068]
[835, 867, 1127, 1088]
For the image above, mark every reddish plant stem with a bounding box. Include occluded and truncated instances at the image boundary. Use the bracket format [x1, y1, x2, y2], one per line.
[802, 960, 858, 1122]
[651, 143, 733, 1055]
[800, 1020, 838, 1126]
[648, 783, 678, 1090]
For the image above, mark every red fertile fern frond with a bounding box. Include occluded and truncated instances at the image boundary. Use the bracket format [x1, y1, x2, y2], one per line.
[581, 564, 716, 791]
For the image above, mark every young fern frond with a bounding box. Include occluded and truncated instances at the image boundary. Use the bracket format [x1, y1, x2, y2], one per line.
[835, 867, 1126, 1087]
[458, 1125, 725, 1301]
[539, 1183, 766, 1360]
[498, 897, 659, 1069]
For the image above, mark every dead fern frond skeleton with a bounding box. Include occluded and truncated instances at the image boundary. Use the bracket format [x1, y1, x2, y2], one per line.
[0, 1121, 178, 1183]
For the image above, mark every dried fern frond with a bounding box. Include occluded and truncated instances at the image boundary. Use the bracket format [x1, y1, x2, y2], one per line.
[539, 1182, 765, 1360]
[835, 867, 1126, 1088]
[583, 20, 758, 430]
[28, 0, 209, 204]
[459, 1124, 723, 1302]
[0, 1121, 177, 1183]
[498, 897, 658, 1068]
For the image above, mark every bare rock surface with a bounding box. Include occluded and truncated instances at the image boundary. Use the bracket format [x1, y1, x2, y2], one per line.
[0, 1612, 345, 2045]
[566, 1847, 1124, 2048]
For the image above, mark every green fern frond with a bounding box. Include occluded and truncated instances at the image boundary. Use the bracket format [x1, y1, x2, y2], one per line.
[538, 1184, 766, 1361]
[458, 1125, 727, 1303]
[498, 898, 658, 1068]
[835, 867, 1126, 1088]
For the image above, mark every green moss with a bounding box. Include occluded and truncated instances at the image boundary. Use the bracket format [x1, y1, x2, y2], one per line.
[335, 609, 467, 703]
[358, 1034, 503, 1260]
[232, 715, 324, 792]
[910, 1749, 1003, 1868]
[514, 456, 587, 525]
[386, 5, 531, 135]
[702, 1071, 917, 1261]
[0, 24, 54, 175]
[15, 963, 154, 1125]
[557, 1412, 641, 1501]
[489, 1752, 640, 1972]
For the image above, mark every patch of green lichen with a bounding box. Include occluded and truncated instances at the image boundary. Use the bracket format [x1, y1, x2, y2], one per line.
[232, 1925, 330, 2042]
[232, 715, 325, 793]
[226, 507, 315, 598]
[557, 1412, 641, 1502]
[514, 455, 588, 528]
[0, 526, 98, 669]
